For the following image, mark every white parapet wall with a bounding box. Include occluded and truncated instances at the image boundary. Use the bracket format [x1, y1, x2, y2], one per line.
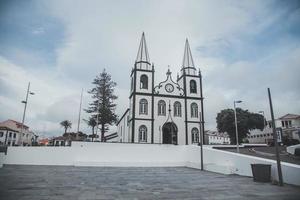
[0, 142, 300, 186]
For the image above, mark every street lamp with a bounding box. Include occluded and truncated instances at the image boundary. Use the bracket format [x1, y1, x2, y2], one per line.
[20, 82, 35, 146]
[258, 111, 265, 128]
[234, 100, 242, 153]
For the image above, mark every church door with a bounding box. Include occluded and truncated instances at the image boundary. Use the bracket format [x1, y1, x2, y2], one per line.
[162, 122, 178, 144]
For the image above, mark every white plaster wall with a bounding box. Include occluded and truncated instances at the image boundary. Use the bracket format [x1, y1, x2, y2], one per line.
[185, 76, 201, 98]
[135, 71, 153, 94]
[117, 110, 130, 142]
[153, 96, 186, 145]
[195, 146, 300, 186]
[134, 120, 152, 143]
[1, 142, 186, 167]
[0, 130, 7, 144]
[134, 95, 152, 119]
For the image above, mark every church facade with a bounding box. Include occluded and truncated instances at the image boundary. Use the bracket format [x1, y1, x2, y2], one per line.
[117, 33, 204, 145]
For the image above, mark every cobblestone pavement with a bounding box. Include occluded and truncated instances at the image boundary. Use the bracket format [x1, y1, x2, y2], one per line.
[0, 165, 299, 200]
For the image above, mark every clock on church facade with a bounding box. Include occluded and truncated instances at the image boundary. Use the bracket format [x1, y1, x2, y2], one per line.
[117, 33, 205, 145]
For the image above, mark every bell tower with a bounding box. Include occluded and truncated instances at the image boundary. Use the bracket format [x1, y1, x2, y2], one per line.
[129, 33, 155, 143]
[177, 39, 205, 144]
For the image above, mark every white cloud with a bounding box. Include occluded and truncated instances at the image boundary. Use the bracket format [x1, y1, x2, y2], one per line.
[1, 0, 299, 137]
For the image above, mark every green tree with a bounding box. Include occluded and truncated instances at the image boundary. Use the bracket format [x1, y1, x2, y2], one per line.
[85, 69, 118, 142]
[60, 120, 72, 134]
[84, 117, 97, 142]
[216, 108, 264, 144]
[60, 120, 72, 141]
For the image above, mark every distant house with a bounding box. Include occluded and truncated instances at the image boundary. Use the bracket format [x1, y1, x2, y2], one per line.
[49, 132, 88, 146]
[248, 113, 300, 144]
[51, 136, 70, 146]
[204, 130, 230, 145]
[0, 119, 38, 146]
[38, 138, 49, 146]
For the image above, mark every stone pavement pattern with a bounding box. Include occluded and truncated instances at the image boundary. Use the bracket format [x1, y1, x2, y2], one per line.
[0, 165, 299, 200]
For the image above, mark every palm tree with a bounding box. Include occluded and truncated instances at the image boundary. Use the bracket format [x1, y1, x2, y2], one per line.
[85, 117, 97, 142]
[60, 120, 72, 136]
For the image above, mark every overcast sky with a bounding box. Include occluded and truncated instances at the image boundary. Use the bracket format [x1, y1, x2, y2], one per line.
[0, 0, 299, 138]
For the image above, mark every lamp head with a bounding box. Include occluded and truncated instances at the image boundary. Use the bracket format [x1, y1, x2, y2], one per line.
[235, 100, 242, 103]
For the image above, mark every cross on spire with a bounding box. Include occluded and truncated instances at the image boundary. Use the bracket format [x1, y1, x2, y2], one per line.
[182, 39, 195, 69]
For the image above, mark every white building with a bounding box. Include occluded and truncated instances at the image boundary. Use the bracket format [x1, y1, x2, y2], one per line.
[204, 130, 230, 145]
[117, 33, 204, 145]
[0, 119, 37, 146]
[248, 113, 300, 144]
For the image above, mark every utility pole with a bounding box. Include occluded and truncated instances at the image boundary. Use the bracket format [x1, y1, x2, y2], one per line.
[199, 112, 204, 171]
[76, 88, 83, 140]
[234, 100, 242, 153]
[20, 82, 34, 146]
[268, 88, 283, 186]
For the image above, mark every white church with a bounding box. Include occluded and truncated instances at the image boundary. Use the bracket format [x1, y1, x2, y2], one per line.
[117, 33, 205, 145]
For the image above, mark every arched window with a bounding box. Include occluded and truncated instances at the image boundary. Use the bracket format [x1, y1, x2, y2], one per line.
[158, 100, 166, 116]
[174, 101, 181, 117]
[139, 99, 148, 114]
[191, 103, 198, 118]
[140, 75, 148, 89]
[191, 128, 199, 143]
[190, 80, 197, 93]
[139, 125, 147, 142]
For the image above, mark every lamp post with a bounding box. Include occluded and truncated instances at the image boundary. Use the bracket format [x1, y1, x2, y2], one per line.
[258, 111, 265, 128]
[20, 82, 35, 146]
[234, 100, 242, 153]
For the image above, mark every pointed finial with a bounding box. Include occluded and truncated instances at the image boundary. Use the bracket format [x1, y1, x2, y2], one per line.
[136, 32, 150, 63]
[182, 38, 195, 69]
[166, 66, 171, 76]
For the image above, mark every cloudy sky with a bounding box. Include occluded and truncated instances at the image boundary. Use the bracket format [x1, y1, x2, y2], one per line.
[0, 0, 299, 138]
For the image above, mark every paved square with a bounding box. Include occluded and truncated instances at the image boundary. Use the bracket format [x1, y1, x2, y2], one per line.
[0, 165, 299, 200]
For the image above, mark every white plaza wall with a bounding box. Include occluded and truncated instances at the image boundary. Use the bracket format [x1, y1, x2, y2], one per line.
[1, 142, 187, 167]
[187, 145, 300, 186]
[0, 142, 300, 186]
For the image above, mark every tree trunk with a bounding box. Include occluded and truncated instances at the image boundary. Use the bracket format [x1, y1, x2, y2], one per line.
[101, 123, 105, 142]
[92, 126, 95, 142]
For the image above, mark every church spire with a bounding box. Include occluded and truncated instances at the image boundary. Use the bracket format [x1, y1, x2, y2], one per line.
[182, 39, 195, 69]
[136, 32, 150, 64]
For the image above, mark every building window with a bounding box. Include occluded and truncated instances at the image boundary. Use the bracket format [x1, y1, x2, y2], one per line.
[139, 125, 147, 142]
[9, 132, 12, 137]
[140, 75, 148, 89]
[0, 132, 3, 137]
[174, 101, 181, 117]
[191, 103, 198, 118]
[139, 99, 148, 114]
[13, 133, 16, 138]
[281, 121, 284, 127]
[190, 80, 197, 93]
[191, 128, 199, 143]
[158, 100, 166, 116]
[288, 121, 292, 127]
